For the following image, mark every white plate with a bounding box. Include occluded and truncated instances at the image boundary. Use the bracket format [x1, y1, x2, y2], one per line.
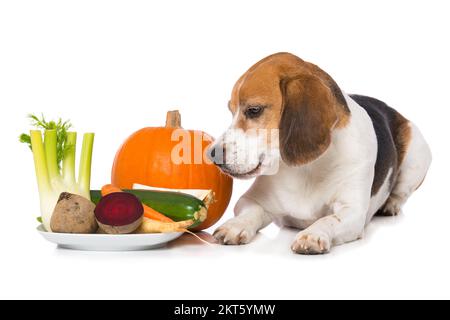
[37, 225, 183, 251]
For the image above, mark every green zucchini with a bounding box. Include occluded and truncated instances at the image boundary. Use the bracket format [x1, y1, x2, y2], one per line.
[90, 189, 207, 228]
[90, 190, 102, 205]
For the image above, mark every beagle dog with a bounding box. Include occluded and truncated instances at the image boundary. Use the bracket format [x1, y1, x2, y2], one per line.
[209, 52, 431, 254]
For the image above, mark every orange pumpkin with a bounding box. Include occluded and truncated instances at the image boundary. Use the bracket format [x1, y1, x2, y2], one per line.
[111, 110, 233, 231]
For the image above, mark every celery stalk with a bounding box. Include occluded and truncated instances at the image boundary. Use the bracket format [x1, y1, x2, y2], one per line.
[30, 130, 59, 231]
[30, 130, 51, 196]
[44, 130, 59, 181]
[62, 132, 77, 186]
[78, 133, 94, 199]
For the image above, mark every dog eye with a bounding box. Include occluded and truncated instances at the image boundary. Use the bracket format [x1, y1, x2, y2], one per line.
[244, 106, 264, 119]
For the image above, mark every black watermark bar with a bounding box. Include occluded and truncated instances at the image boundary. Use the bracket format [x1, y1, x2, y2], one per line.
[0, 300, 444, 318]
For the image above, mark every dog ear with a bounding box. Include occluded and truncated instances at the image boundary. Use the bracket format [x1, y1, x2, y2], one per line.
[279, 75, 341, 165]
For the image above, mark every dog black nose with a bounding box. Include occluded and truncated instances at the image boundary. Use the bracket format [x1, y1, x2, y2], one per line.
[208, 144, 226, 165]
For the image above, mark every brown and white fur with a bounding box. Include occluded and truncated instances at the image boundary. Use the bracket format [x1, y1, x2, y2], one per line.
[209, 52, 431, 254]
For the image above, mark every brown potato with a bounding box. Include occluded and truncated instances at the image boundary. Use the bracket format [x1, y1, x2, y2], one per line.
[50, 192, 98, 233]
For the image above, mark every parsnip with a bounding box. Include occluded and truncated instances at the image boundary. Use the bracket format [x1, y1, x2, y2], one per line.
[135, 217, 195, 234]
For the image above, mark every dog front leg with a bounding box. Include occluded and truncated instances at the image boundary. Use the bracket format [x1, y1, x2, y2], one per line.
[213, 196, 272, 245]
[291, 203, 367, 255]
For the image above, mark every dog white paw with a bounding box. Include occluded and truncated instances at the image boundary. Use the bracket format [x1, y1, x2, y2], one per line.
[213, 219, 257, 245]
[291, 230, 331, 255]
[380, 197, 403, 216]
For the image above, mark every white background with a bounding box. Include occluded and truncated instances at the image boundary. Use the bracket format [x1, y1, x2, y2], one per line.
[1, 0, 449, 300]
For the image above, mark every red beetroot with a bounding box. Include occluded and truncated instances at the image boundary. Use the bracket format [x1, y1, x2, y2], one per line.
[94, 192, 144, 234]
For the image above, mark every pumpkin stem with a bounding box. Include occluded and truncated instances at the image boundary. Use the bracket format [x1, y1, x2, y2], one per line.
[166, 110, 182, 128]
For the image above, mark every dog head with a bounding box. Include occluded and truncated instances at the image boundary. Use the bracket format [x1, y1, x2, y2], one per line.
[209, 52, 350, 178]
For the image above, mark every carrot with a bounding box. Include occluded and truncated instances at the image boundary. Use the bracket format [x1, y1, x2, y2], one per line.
[101, 184, 174, 223]
[101, 184, 123, 196]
